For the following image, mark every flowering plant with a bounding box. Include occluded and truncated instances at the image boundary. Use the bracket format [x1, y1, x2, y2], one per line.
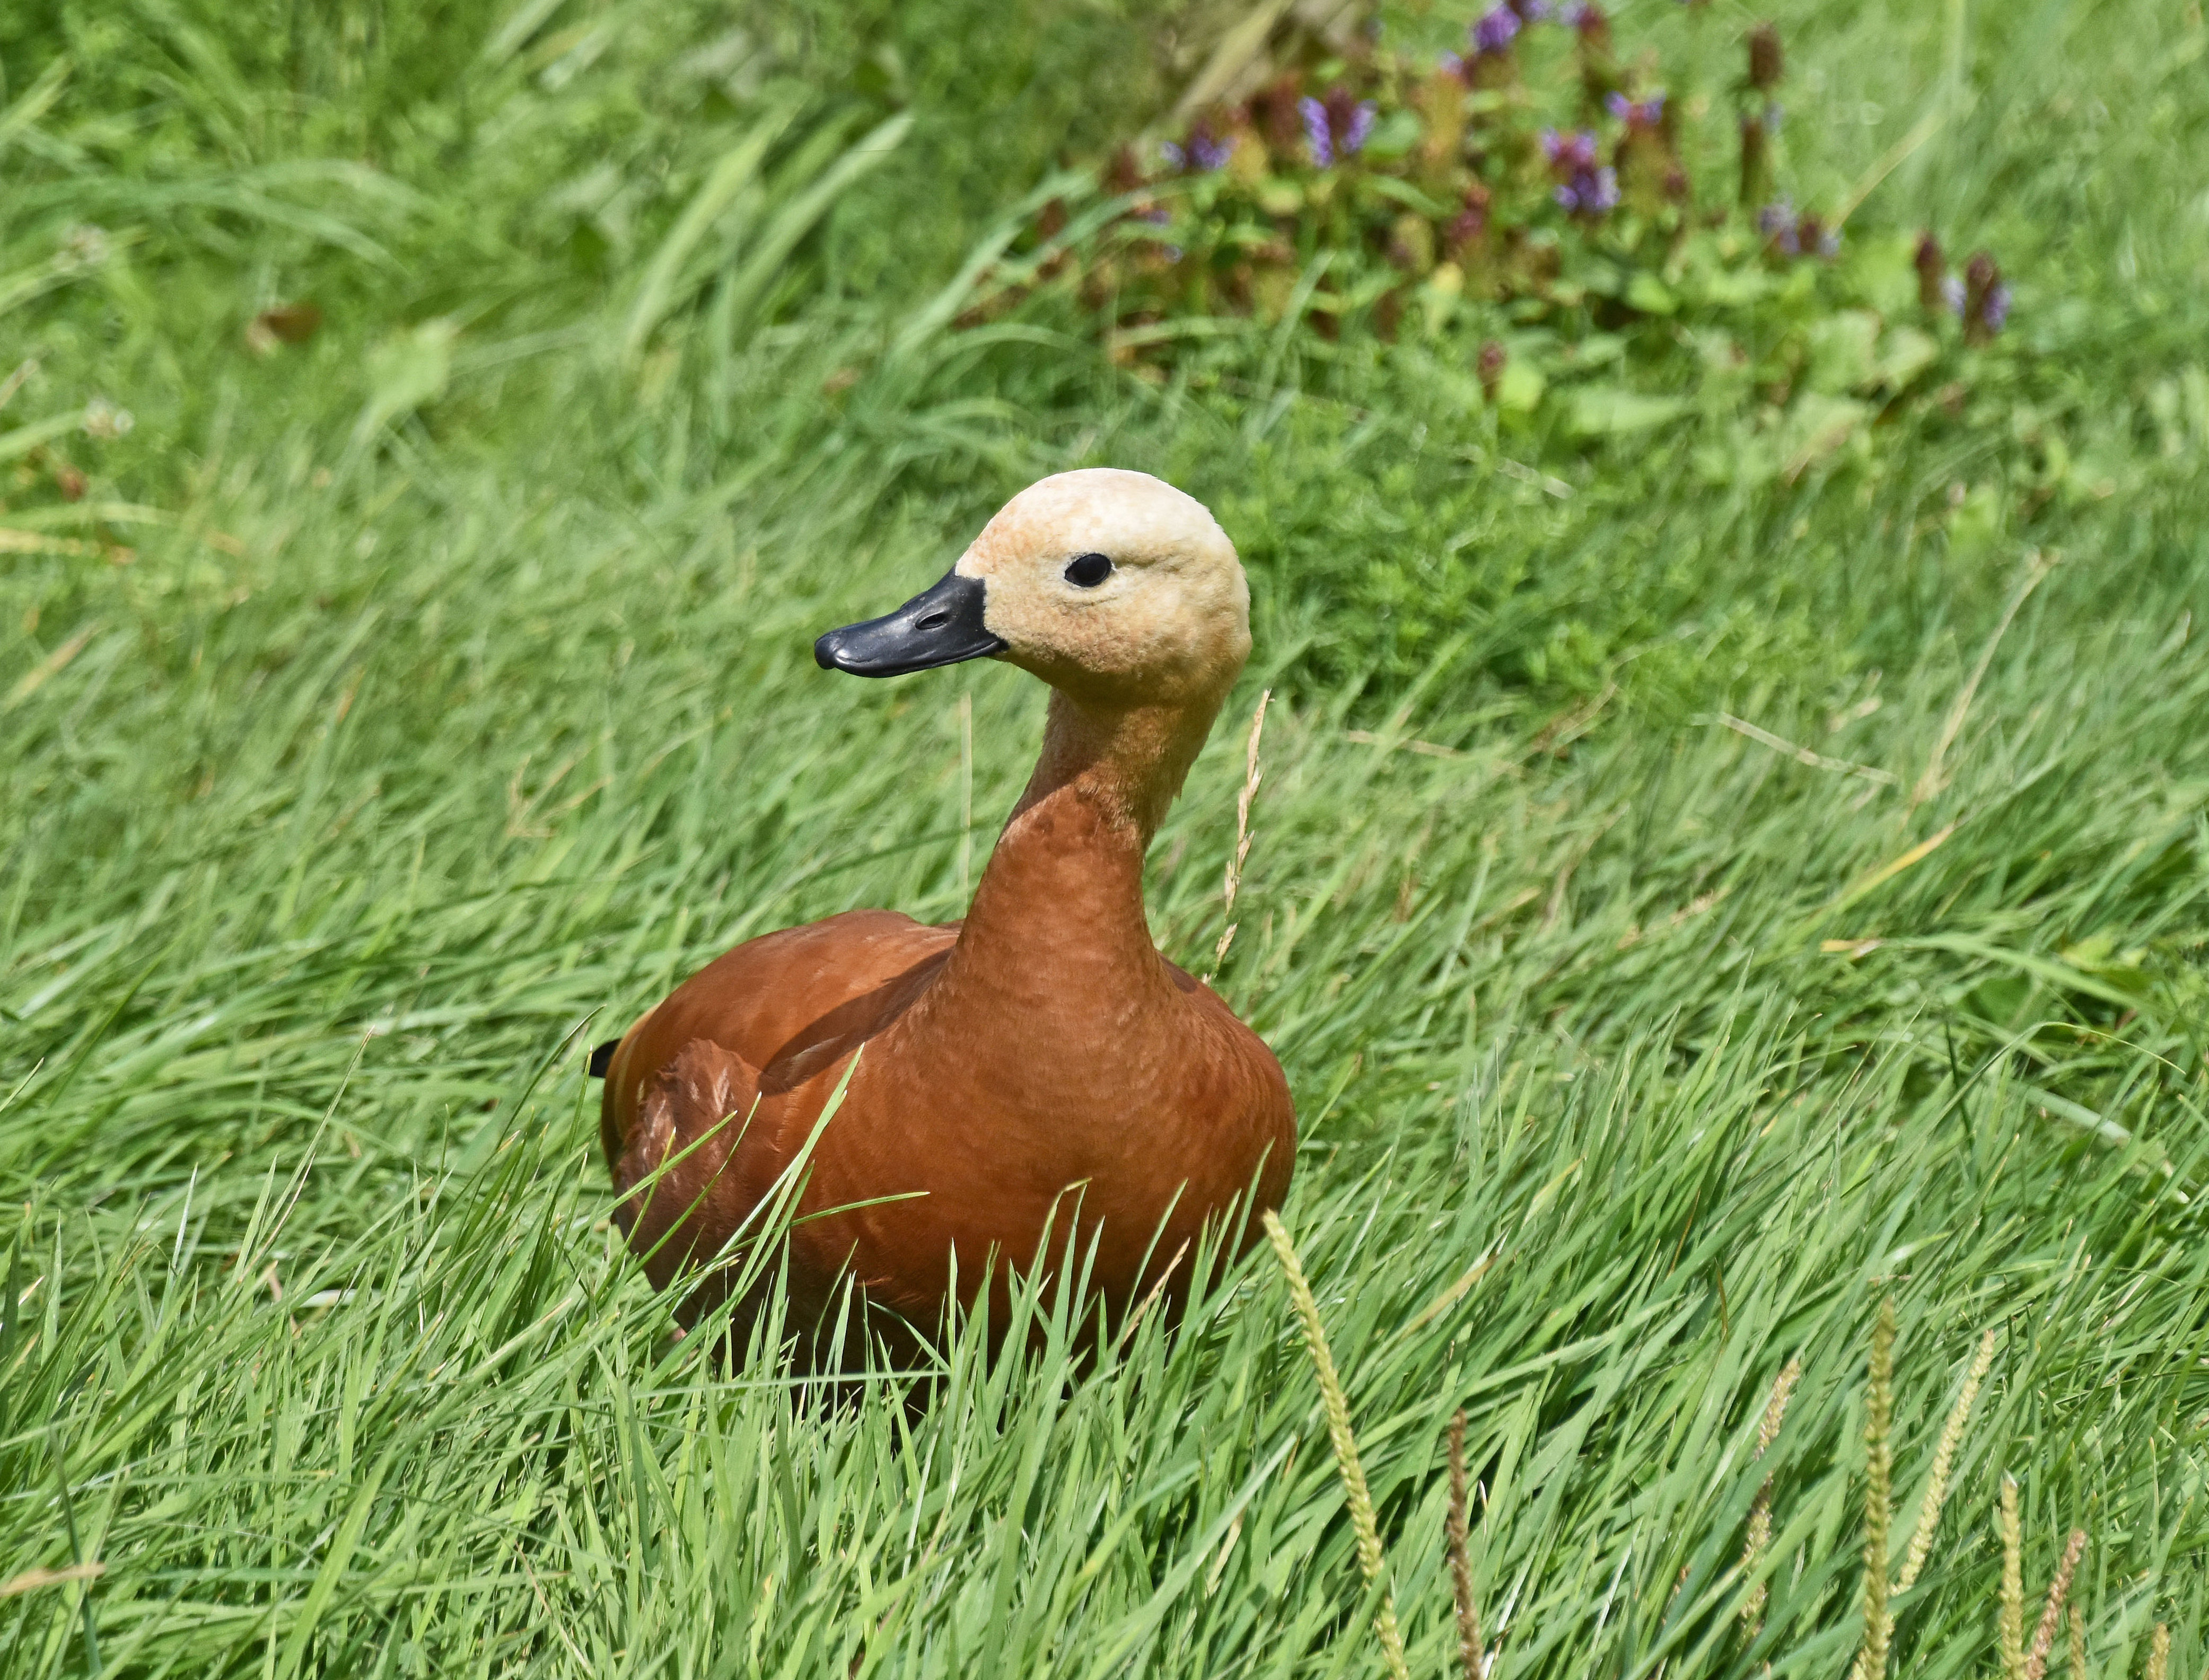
[971, 3, 2019, 480]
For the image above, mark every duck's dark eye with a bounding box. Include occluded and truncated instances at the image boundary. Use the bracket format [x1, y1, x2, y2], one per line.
[1064, 552, 1113, 588]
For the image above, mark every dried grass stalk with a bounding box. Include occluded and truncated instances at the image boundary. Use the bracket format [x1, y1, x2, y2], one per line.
[1446, 1410, 1484, 1680]
[2144, 1622, 2168, 1680]
[2024, 1529, 2087, 1680]
[1740, 1357, 1801, 1641]
[1261, 1210, 1410, 1680]
[1999, 1476, 2027, 1680]
[1209, 689, 1270, 978]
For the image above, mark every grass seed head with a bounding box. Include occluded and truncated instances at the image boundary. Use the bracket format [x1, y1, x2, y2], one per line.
[2000, 1476, 2027, 1680]
[1897, 1327, 1997, 1594]
[1741, 1356, 1800, 1641]
[1447, 1410, 1484, 1680]
[2024, 1529, 2087, 1680]
[1261, 1212, 1410, 1680]
[1850, 1299, 1896, 1680]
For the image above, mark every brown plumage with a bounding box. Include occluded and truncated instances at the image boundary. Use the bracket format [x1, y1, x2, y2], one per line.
[597, 470, 1295, 1362]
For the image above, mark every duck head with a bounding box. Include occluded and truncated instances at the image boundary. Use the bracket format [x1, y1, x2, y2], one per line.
[814, 469, 1251, 710]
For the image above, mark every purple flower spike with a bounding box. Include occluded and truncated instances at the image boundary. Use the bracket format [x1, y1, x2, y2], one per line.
[1758, 199, 1803, 254]
[1472, 5, 1521, 52]
[1541, 128, 1601, 169]
[1160, 140, 1186, 168]
[1342, 101, 1377, 155]
[1518, 0, 1556, 20]
[1941, 275, 1967, 315]
[1300, 91, 1376, 168]
[1190, 131, 1232, 171]
[1555, 165, 1618, 216]
[1608, 90, 1665, 126]
[1983, 284, 2011, 331]
[1299, 94, 1333, 167]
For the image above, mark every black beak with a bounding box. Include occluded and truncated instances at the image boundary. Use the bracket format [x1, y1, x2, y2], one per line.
[813, 569, 1006, 678]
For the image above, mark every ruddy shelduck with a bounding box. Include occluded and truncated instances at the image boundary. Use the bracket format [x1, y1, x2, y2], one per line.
[592, 469, 1295, 1361]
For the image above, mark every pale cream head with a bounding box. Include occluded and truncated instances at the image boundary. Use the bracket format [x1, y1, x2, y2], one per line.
[956, 469, 1251, 709]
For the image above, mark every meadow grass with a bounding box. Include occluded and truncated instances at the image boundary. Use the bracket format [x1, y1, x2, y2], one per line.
[4, 0, 2208, 1674]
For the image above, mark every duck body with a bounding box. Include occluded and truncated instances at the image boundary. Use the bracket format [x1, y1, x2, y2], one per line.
[597, 470, 1295, 1360]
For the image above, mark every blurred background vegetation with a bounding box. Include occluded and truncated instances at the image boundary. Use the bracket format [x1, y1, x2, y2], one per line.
[3, 0, 2207, 1674]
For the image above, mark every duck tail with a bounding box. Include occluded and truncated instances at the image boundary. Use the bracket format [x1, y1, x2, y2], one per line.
[588, 1039, 620, 1079]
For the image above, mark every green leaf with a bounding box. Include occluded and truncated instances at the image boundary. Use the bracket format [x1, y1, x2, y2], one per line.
[1805, 310, 1881, 393]
[1568, 386, 1691, 435]
[1777, 392, 1873, 473]
[352, 318, 458, 446]
[1496, 360, 1546, 412]
[1866, 325, 1940, 391]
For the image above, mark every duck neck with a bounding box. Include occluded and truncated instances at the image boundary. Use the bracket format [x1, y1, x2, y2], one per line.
[948, 685, 1229, 1002]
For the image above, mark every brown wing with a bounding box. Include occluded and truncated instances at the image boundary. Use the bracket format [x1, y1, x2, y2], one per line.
[599, 909, 959, 1220]
[611, 1036, 764, 1292]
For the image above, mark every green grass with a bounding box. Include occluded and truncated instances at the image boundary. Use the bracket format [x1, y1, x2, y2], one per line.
[4, 0, 2208, 1674]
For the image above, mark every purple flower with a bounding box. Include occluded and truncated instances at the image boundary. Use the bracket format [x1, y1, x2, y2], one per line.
[1983, 283, 2011, 331]
[1941, 275, 1966, 315]
[1554, 166, 1618, 215]
[1472, 6, 1521, 52]
[1758, 199, 1803, 254]
[1516, 0, 1556, 19]
[1300, 92, 1377, 167]
[1437, 49, 1468, 78]
[1161, 128, 1232, 173]
[1605, 90, 1665, 126]
[1541, 128, 1601, 169]
[1299, 95, 1334, 166]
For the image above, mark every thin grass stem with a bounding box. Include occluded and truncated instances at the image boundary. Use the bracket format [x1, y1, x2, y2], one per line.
[1208, 688, 1269, 981]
